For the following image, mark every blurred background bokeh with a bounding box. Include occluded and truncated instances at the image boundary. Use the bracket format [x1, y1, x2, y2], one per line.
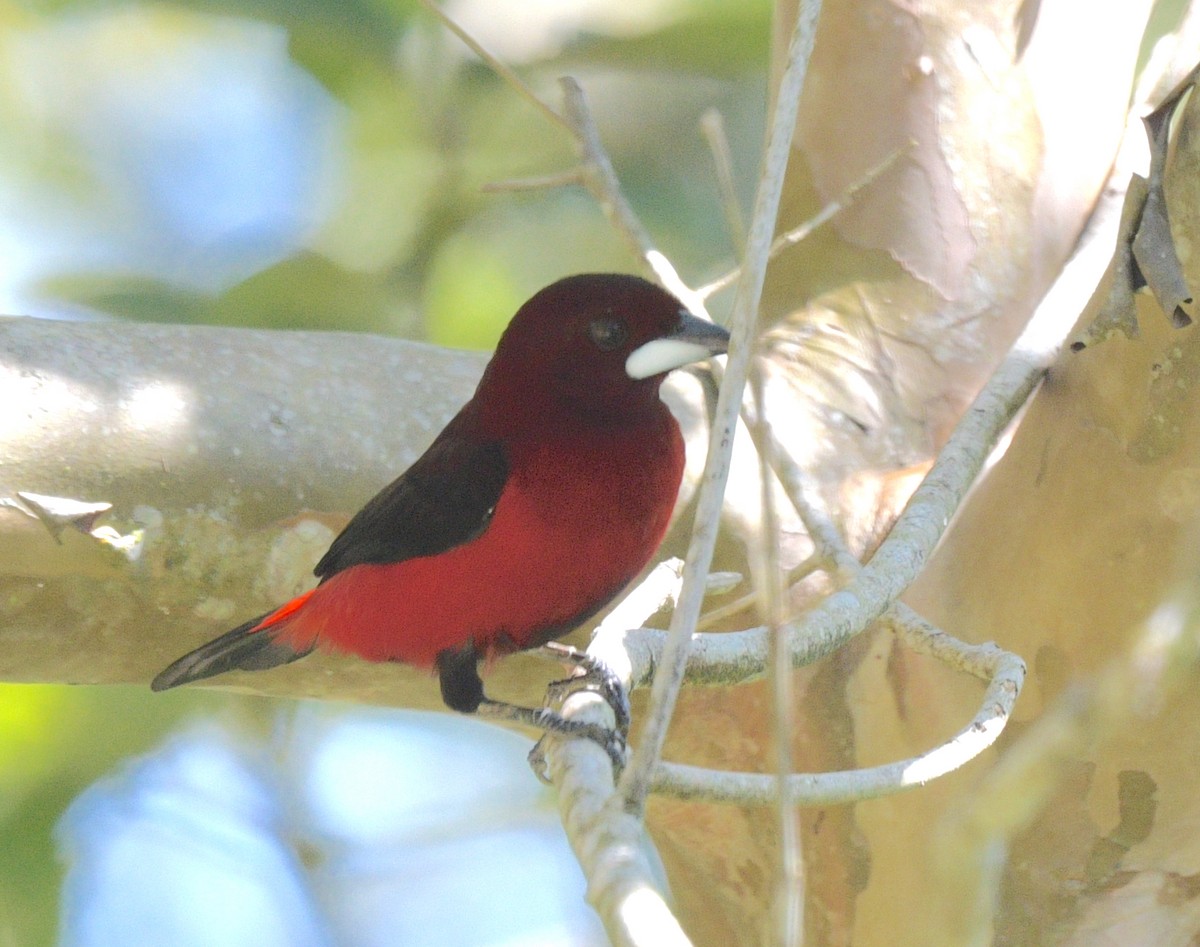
[0, 0, 768, 943]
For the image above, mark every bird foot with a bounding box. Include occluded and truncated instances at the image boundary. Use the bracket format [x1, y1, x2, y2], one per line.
[540, 642, 631, 738]
[524, 643, 630, 783]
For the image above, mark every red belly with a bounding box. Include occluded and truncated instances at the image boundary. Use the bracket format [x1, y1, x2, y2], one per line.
[277, 421, 683, 667]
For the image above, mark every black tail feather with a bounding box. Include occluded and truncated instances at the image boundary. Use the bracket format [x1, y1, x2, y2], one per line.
[151, 613, 313, 691]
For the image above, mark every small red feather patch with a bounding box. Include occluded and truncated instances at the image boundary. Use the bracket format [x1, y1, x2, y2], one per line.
[251, 588, 317, 633]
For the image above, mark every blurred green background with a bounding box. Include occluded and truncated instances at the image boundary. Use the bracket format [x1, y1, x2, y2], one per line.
[0, 0, 767, 943]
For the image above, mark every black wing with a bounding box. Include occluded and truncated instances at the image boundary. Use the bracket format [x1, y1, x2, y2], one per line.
[314, 413, 509, 579]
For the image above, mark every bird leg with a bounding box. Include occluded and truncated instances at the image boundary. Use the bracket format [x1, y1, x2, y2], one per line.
[436, 645, 627, 779]
[477, 699, 626, 779]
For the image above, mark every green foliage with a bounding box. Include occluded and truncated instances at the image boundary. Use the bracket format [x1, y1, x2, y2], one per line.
[3, 0, 766, 347]
[0, 0, 768, 940]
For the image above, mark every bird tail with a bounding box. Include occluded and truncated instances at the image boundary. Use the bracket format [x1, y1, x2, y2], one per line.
[150, 590, 316, 691]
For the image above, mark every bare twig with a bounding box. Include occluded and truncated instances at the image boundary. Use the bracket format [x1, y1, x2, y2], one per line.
[558, 79, 709, 317]
[698, 144, 907, 299]
[418, 0, 707, 322]
[696, 555, 822, 630]
[416, 0, 567, 131]
[749, 370, 805, 945]
[700, 108, 748, 252]
[617, 0, 822, 819]
[649, 641, 1024, 804]
[481, 169, 585, 193]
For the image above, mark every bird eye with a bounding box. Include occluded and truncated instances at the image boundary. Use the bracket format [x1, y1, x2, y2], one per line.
[588, 317, 629, 352]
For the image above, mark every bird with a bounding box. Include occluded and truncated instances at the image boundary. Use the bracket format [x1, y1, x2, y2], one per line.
[152, 273, 729, 756]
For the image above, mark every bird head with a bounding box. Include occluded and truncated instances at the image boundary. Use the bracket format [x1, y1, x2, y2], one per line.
[480, 273, 730, 426]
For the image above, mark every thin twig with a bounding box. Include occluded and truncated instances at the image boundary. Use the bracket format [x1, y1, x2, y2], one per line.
[883, 605, 1011, 682]
[701, 108, 748, 252]
[696, 555, 822, 630]
[416, 0, 568, 131]
[420, 1, 708, 321]
[559, 78, 709, 318]
[750, 369, 805, 945]
[748, 414, 854, 574]
[649, 643, 1024, 803]
[698, 143, 907, 299]
[617, 0, 822, 819]
[481, 169, 585, 193]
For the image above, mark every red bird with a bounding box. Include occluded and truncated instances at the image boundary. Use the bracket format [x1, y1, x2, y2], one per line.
[152, 274, 728, 751]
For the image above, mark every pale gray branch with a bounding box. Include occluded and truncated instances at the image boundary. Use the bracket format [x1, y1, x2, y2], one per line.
[0, 316, 713, 713]
[649, 642, 1024, 805]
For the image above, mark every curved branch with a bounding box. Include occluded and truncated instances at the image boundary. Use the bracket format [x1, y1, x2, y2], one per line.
[650, 642, 1024, 805]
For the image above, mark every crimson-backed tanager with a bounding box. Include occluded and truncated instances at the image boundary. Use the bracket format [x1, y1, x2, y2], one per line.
[152, 274, 729, 752]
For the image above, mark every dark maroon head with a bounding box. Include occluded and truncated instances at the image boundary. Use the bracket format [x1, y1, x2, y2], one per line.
[477, 274, 728, 425]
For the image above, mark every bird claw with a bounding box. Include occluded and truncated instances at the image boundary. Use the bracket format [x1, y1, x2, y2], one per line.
[541, 642, 632, 738]
[477, 688, 626, 784]
[528, 723, 627, 784]
[528, 740, 551, 783]
[519, 644, 632, 783]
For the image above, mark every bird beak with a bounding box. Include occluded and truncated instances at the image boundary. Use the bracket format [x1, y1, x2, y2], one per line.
[625, 311, 731, 380]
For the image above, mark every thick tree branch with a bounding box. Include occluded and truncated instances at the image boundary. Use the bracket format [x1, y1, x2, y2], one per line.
[0, 317, 713, 711]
